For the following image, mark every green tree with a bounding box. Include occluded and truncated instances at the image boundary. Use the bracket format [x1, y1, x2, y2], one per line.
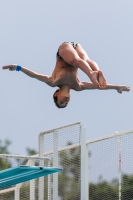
[26, 147, 37, 156]
[122, 174, 133, 199]
[89, 181, 118, 200]
[0, 139, 11, 170]
[0, 139, 13, 200]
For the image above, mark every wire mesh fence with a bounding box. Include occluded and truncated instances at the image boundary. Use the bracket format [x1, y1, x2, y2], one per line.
[0, 122, 82, 200]
[1, 123, 133, 200]
[39, 122, 81, 200]
[87, 131, 133, 200]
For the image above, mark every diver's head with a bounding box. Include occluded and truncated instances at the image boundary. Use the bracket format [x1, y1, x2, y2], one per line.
[53, 88, 70, 108]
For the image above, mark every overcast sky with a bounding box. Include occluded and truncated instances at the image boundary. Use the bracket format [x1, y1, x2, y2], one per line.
[0, 0, 133, 154]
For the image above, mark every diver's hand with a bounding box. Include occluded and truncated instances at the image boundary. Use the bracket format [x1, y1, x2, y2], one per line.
[2, 64, 17, 71]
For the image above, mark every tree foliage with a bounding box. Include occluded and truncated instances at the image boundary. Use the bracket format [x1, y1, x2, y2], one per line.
[0, 139, 11, 170]
[89, 181, 118, 200]
[121, 174, 133, 199]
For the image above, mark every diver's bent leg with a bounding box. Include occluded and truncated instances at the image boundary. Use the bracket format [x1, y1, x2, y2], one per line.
[75, 44, 99, 71]
[58, 43, 100, 87]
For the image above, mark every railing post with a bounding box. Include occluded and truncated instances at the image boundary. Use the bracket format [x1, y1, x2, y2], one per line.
[15, 185, 20, 200]
[80, 121, 88, 200]
[38, 134, 44, 200]
[48, 160, 51, 200]
[53, 130, 58, 200]
[29, 159, 35, 200]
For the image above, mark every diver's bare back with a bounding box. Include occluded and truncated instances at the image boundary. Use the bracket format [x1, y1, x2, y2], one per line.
[52, 57, 81, 90]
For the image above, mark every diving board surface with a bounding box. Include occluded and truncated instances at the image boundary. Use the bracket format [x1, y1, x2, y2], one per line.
[0, 165, 62, 189]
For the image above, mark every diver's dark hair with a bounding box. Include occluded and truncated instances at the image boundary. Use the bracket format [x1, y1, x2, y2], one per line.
[53, 89, 67, 109]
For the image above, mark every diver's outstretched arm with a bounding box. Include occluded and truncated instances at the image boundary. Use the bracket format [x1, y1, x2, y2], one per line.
[80, 82, 130, 93]
[2, 64, 54, 86]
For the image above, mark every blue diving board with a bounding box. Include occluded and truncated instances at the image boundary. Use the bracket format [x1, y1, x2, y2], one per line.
[0, 166, 62, 189]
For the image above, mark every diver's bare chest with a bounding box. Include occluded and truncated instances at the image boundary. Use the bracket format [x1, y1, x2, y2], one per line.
[53, 70, 80, 88]
[57, 72, 77, 83]
[52, 59, 80, 88]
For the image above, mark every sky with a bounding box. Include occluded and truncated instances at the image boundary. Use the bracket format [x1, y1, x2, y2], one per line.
[0, 0, 133, 155]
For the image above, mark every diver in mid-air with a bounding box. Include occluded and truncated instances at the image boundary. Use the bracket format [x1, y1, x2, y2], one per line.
[2, 42, 130, 108]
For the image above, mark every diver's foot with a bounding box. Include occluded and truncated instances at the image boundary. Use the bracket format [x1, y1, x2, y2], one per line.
[90, 71, 99, 87]
[117, 86, 130, 93]
[98, 70, 107, 88]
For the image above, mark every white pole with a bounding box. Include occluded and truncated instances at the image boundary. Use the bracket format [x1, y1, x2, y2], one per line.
[29, 159, 35, 200]
[53, 130, 58, 200]
[86, 143, 89, 200]
[118, 135, 122, 200]
[48, 160, 51, 200]
[38, 134, 44, 200]
[15, 185, 20, 200]
[80, 121, 88, 200]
